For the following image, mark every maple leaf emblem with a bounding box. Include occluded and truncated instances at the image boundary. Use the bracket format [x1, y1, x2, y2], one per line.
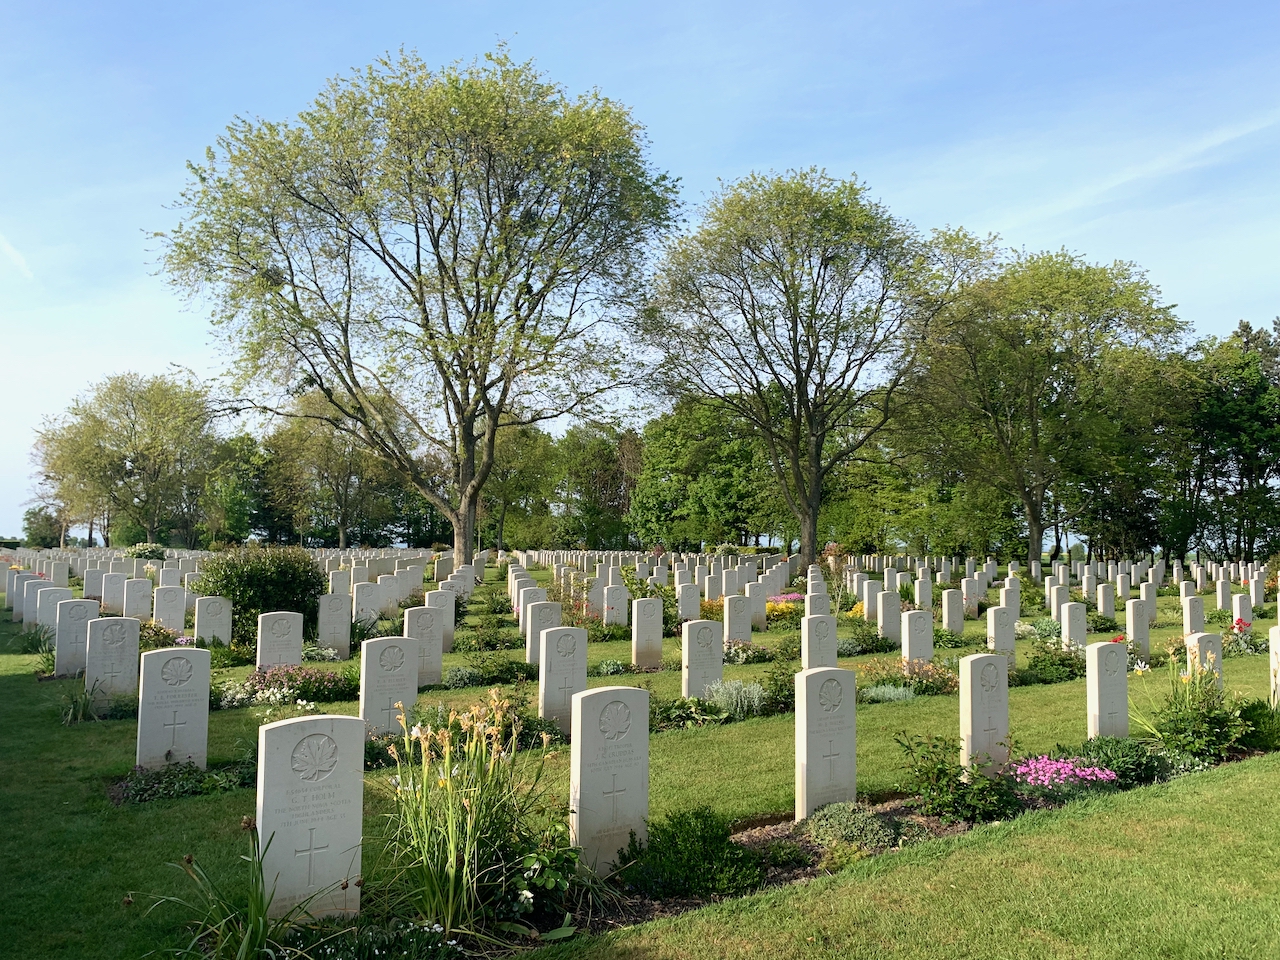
[696, 625, 713, 649]
[270, 617, 292, 639]
[599, 700, 631, 741]
[1103, 647, 1123, 677]
[162, 656, 193, 687]
[291, 733, 339, 782]
[417, 611, 434, 633]
[379, 645, 406, 672]
[206, 601, 223, 618]
[819, 678, 843, 713]
[980, 662, 1000, 694]
[68, 604, 89, 622]
[814, 619, 830, 641]
[103, 623, 126, 647]
[557, 632, 577, 658]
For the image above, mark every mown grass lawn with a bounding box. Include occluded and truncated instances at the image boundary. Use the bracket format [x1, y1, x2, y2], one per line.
[0, 567, 1275, 959]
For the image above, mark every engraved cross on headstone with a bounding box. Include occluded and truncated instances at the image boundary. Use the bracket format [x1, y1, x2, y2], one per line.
[603, 773, 626, 822]
[102, 661, 123, 685]
[294, 827, 329, 886]
[558, 674, 574, 708]
[381, 697, 397, 731]
[164, 710, 186, 747]
[823, 740, 840, 784]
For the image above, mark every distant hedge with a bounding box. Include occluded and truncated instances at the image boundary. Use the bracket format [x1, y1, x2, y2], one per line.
[192, 547, 326, 646]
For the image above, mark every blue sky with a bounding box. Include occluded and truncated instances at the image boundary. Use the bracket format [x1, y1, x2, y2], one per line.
[3, 1, 1279, 538]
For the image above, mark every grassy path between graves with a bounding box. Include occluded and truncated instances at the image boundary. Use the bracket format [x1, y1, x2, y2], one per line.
[0, 575, 1276, 958]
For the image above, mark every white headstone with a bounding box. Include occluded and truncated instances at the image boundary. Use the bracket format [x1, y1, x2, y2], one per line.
[569, 686, 649, 875]
[123, 578, 153, 620]
[681, 619, 723, 698]
[317, 593, 352, 658]
[801, 614, 838, 669]
[257, 715, 364, 918]
[1186, 632, 1223, 688]
[1086, 641, 1129, 738]
[1182, 595, 1205, 635]
[137, 647, 211, 769]
[37, 586, 73, 631]
[603, 585, 629, 626]
[54, 598, 99, 676]
[194, 596, 232, 646]
[86, 616, 140, 705]
[676, 583, 700, 622]
[941, 588, 963, 635]
[426, 589, 455, 653]
[632, 598, 663, 669]
[723, 594, 751, 644]
[402, 605, 443, 686]
[1060, 602, 1087, 651]
[538, 627, 588, 735]
[805, 593, 831, 617]
[359, 636, 420, 735]
[986, 605, 1014, 655]
[1125, 599, 1148, 659]
[959, 653, 1009, 775]
[153, 586, 186, 632]
[257, 612, 304, 669]
[795, 667, 857, 819]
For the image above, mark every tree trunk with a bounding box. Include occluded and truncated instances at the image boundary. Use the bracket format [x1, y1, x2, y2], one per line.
[496, 499, 507, 551]
[1026, 512, 1043, 572]
[338, 525, 347, 549]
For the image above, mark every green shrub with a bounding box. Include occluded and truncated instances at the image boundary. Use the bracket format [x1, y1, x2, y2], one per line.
[116, 757, 255, 803]
[1239, 699, 1280, 752]
[444, 667, 485, 689]
[932, 628, 966, 649]
[1205, 607, 1232, 627]
[1087, 612, 1119, 633]
[649, 695, 727, 731]
[761, 660, 799, 714]
[773, 633, 801, 661]
[1135, 659, 1248, 762]
[1024, 641, 1086, 684]
[859, 684, 917, 704]
[1049, 736, 1170, 789]
[192, 547, 326, 646]
[894, 732, 1021, 824]
[1031, 617, 1061, 640]
[590, 659, 634, 677]
[614, 806, 764, 898]
[123, 542, 167, 560]
[803, 802, 895, 850]
[845, 615, 896, 653]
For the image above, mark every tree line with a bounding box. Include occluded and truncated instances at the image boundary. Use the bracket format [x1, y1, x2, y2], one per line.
[23, 51, 1280, 565]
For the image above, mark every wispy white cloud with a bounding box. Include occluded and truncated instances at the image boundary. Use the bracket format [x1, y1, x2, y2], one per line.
[999, 109, 1280, 230]
[0, 232, 34, 280]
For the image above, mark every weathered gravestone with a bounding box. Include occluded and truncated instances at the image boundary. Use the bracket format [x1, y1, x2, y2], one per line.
[317, 593, 352, 658]
[1186, 632, 1223, 688]
[539, 627, 588, 735]
[676, 583, 700, 622]
[86, 616, 139, 705]
[83, 568, 105, 601]
[257, 715, 364, 918]
[1182, 595, 1205, 635]
[632, 598, 663, 669]
[152, 586, 186, 632]
[603, 585, 629, 626]
[903, 608, 934, 661]
[801, 614, 838, 669]
[723, 594, 751, 644]
[352, 582, 381, 624]
[570, 686, 649, 874]
[1061, 602, 1087, 651]
[402, 605, 442, 686]
[682, 619, 724, 698]
[426, 589, 455, 653]
[194, 596, 232, 646]
[37, 586, 73, 632]
[1086, 641, 1129, 738]
[795, 666, 857, 819]
[54, 598, 98, 676]
[359, 636, 420, 736]
[257, 612, 304, 669]
[122, 578, 152, 620]
[986, 605, 1014, 655]
[959, 653, 1009, 775]
[525, 601, 562, 665]
[941, 588, 963, 635]
[805, 593, 831, 617]
[100, 573, 126, 617]
[137, 647, 210, 769]
[1126, 599, 1149, 659]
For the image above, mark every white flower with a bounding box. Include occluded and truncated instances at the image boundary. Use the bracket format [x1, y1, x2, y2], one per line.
[518, 889, 534, 903]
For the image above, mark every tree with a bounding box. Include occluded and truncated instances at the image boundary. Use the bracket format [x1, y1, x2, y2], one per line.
[22, 506, 62, 549]
[164, 50, 677, 563]
[478, 426, 556, 550]
[554, 424, 641, 549]
[907, 251, 1182, 568]
[628, 398, 782, 550]
[34, 373, 220, 544]
[642, 169, 974, 566]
